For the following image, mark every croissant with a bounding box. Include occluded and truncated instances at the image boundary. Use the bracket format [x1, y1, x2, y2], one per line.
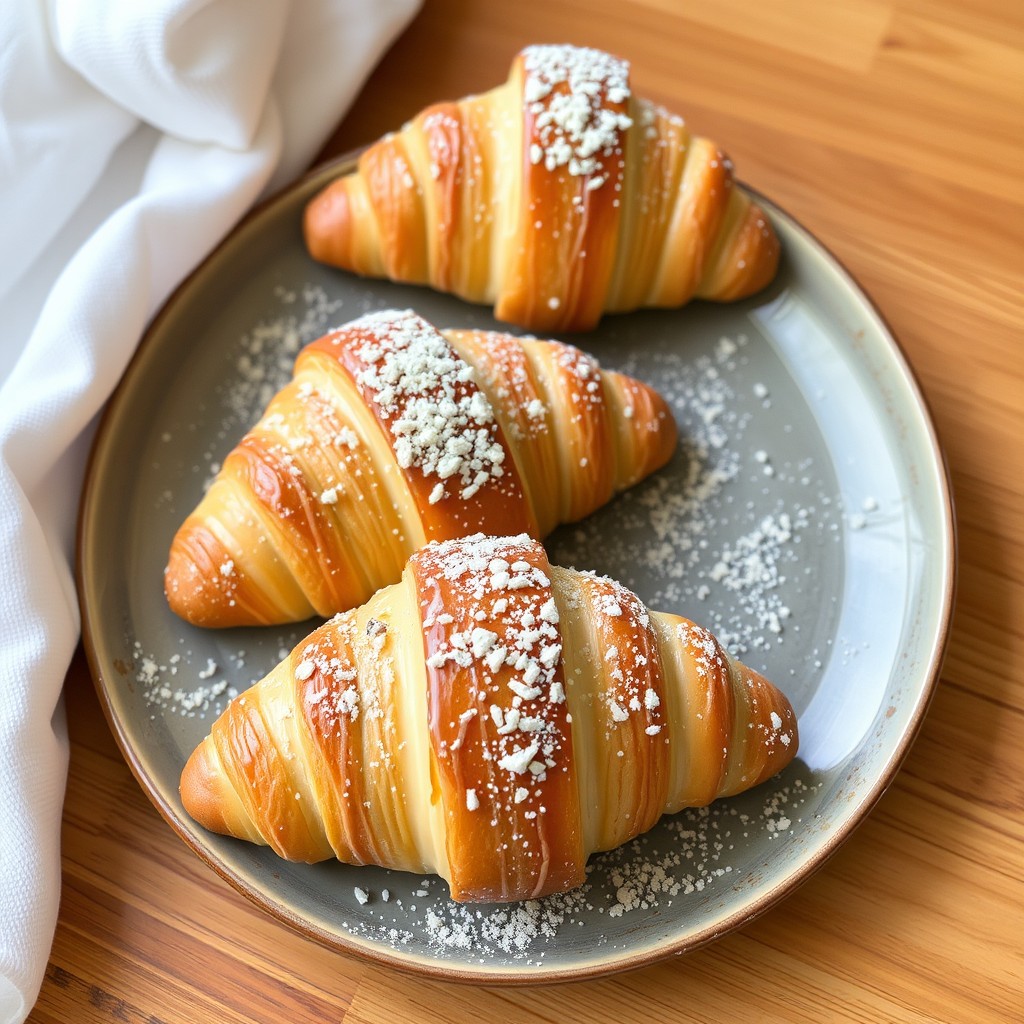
[180, 534, 798, 903]
[304, 43, 780, 334]
[165, 309, 675, 627]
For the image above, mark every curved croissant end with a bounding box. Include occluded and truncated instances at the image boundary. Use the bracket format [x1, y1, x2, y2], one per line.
[303, 45, 780, 332]
[180, 535, 799, 903]
[165, 311, 676, 627]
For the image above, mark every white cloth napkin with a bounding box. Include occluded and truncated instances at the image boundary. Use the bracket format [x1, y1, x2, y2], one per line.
[0, 2, 420, 1019]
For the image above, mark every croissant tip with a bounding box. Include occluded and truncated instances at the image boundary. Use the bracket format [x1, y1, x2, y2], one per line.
[164, 532, 222, 627]
[754, 671, 800, 784]
[608, 373, 679, 487]
[303, 180, 352, 268]
[730, 201, 782, 300]
[644, 383, 679, 471]
[180, 741, 232, 838]
[165, 523, 265, 628]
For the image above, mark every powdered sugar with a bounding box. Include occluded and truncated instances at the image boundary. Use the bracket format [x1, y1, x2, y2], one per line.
[286, 616, 378, 747]
[342, 777, 818, 959]
[216, 285, 345, 447]
[415, 535, 568, 815]
[132, 642, 238, 718]
[550, 333, 838, 657]
[522, 45, 632, 189]
[341, 310, 507, 502]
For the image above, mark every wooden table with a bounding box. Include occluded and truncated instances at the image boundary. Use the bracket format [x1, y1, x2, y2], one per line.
[30, 1, 1023, 1021]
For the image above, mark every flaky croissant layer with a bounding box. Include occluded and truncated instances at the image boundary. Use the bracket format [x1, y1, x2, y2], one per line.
[181, 534, 799, 903]
[165, 310, 675, 628]
[304, 43, 780, 332]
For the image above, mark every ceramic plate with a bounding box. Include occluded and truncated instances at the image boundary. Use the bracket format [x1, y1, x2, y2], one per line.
[78, 155, 955, 983]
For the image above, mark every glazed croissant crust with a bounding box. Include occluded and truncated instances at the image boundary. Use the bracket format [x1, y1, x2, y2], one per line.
[165, 310, 675, 627]
[180, 534, 798, 903]
[304, 44, 780, 333]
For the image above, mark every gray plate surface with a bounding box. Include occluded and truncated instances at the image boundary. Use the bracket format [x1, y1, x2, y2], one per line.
[79, 157, 954, 982]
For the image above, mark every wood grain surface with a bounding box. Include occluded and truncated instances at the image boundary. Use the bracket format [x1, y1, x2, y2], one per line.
[31, 0, 1023, 1021]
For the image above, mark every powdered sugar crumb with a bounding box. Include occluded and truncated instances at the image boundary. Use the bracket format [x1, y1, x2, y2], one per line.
[132, 642, 239, 718]
[522, 45, 632, 188]
[344, 310, 507, 501]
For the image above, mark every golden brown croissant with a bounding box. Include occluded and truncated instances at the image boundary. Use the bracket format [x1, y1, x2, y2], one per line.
[304, 44, 780, 333]
[165, 310, 675, 627]
[180, 534, 798, 903]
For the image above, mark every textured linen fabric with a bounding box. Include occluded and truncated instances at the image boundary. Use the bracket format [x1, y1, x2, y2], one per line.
[0, 2, 420, 1019]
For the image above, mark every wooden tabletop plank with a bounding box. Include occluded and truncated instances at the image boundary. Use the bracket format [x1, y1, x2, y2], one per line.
[30, 0, 1023, 1020]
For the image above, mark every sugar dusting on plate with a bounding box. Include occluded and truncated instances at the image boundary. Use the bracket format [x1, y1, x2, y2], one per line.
[550, 334, 834, 659]
[342, 777, 815, 960]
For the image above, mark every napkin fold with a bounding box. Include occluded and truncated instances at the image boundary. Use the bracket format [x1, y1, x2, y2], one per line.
[0, 2, 420, 1019]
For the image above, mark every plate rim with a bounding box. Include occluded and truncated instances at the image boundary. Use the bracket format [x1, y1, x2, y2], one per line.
[77, 151, 957, 985]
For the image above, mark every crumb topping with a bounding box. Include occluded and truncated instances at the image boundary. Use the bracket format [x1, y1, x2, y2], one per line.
[522, 44, 632, 190]
[417, 535, 567, 811]
[334, 310, 507, 503]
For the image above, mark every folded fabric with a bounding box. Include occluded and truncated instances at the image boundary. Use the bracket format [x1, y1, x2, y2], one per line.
[0, 2, 420, 1020]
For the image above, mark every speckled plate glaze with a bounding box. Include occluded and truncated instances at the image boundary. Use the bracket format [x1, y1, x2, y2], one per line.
[78, 155, 955, 983]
